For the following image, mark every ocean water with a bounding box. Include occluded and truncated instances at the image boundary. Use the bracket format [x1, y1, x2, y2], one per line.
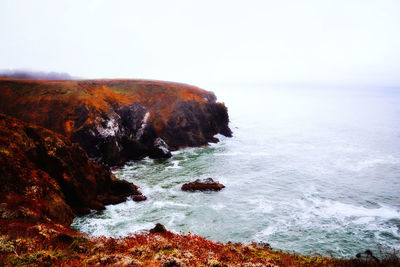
[72, 84, 400, 257]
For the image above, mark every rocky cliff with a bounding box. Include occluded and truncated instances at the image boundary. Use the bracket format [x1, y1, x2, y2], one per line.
[0, 79, 232, 166]
[0, 114, 145, 231]
[0, 82, 393, 266]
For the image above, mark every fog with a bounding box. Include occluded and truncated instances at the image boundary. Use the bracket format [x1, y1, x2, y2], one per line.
[1, 0, 400, 87]
[2, 1, 400, 255]
[0, 70, 72, 80]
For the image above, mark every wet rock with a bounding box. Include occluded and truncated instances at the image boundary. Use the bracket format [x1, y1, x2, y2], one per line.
[132, 195, 147, 202]
[150, 223, 167, 234]
[181, 178, 225, 192]
[148, 137, 172, 159]
[108, 179, 146, 202]
[365, 249, 380, 262]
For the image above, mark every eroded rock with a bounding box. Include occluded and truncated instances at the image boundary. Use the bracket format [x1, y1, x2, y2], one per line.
[181, 178, 225, 192]
[150, 223, 167, 234]
[0, 114, 145, 229]
[148, 137, 172, 159]
[0, 79, 232, 166]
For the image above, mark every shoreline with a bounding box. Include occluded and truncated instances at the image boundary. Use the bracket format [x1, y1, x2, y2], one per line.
[1, 79, 398, 266]
[2, 221, 397, 266]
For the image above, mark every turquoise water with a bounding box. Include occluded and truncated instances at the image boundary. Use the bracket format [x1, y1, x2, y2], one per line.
[72, 85, 400, 257]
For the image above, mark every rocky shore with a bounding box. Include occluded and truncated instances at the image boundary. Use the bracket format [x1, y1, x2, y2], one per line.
[0, 114, 145, 227]
[0, 79, 396, 266]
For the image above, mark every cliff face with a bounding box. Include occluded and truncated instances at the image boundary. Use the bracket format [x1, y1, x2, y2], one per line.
[0, 79, 232, 166]
[0, 114, 145, 229]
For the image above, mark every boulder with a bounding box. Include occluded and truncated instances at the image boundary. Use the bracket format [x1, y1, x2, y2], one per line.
[132, 195, 147, 201]
[150, 223, 167, 234]
[181, 178, 225, 192]
[148, 137, 172, 159]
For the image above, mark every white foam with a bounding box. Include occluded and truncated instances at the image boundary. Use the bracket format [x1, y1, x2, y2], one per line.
[210, 203, 226, 211]
[253, 225, 278, 243]
[309, 199, 400, 221]
[353, 156, 400, 170]
[125, 223, 155, 235]
[171, 146, 198, 155]
[213, 152, 244, 156]
[213, 151, 271, 157]
[166, 160, 181, 169]
[167, 212, 186, 226]
[258, 226, 275, 237]
[153, 201, 191, 208]
[352, 216, 374, 224]
[246, 197, 274, 213]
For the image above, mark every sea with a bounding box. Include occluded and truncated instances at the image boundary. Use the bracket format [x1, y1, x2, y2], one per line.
[72, 84, 400, 258]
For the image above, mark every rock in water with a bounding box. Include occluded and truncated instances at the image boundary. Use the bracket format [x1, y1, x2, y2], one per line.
[132, 195, 147, 201]
[181, 178, 225, 191]
[0, 79, 232, 166]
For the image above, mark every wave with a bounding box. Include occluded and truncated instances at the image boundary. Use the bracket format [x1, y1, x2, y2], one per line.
[309, 199, 400, 220]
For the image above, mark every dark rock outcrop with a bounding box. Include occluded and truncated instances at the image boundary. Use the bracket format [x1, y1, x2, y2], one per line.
[0, 114, 145, 228]
[149, 223, 167, 234]
[0, 79, 232, 166]
[148, 137, 172, 159]
[181, 178, 225, 192]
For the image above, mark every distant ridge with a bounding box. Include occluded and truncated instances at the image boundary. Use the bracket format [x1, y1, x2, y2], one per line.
[0, 69, 73, 80]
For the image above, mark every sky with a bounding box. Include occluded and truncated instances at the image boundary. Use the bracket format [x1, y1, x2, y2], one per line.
[1, 0, 400, 86]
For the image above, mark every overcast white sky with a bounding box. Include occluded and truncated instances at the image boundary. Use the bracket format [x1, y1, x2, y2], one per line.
[1, 0, 400, 86]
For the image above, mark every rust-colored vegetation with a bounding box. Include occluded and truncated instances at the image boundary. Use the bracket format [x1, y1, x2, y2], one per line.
[0, 78, 232, 166]
[2, 79, 394, 266]
[1, 227, 398, 266]
[0, 78, 214, 138]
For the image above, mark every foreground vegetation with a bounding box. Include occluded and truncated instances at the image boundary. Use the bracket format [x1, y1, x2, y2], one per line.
[0, 80, 398, 266]
[0, 225, 398, 266]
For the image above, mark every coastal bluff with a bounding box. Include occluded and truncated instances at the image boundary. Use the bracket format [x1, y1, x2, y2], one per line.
[0, 114, 145, 232]
[0, 79, 232, 166]
[0, 80, 394, 265]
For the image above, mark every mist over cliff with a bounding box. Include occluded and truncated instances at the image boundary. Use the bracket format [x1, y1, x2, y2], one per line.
[1, 1, 399, 86]
[0, 69, 73, 80]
